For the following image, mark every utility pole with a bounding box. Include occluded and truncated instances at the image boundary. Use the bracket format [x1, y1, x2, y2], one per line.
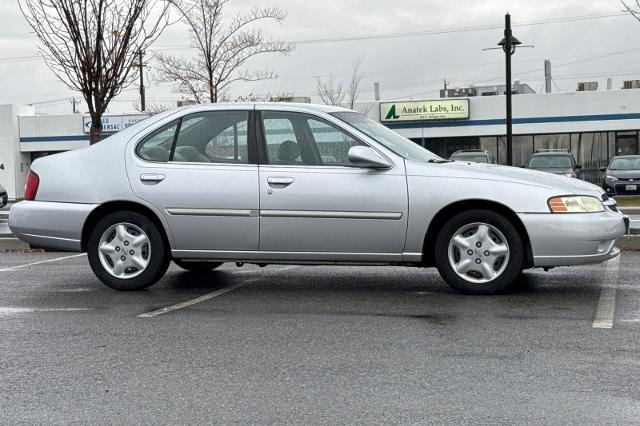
[70, 97, 79, 114]
[139, 50, 146, 112]
[544, 59, 552, 94]
[443, 79, 448, 98]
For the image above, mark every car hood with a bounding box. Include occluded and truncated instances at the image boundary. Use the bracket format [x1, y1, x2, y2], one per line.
[528, 167, 573, 175]
[607, 169, 640, 179]
[409, 160, 603, 196]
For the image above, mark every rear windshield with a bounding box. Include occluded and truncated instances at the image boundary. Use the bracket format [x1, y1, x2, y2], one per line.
[451, 155, 488, 163]
[609, 157, 640, 170]
[528, 155, 572, 169]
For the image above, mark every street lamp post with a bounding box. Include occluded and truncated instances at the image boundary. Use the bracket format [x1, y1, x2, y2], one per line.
[498, 13, 521, 166]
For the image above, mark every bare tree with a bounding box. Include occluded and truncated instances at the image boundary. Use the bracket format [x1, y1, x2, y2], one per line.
[622, 0, 640, 19]
[20, 0, 169, 144]
[156, 0, 294, 104]
[317, 56, 367, 109]
[233, 91, 296, 102]
[133, 99, 169, 115]
[316, 75, 346, 106]
[347, 56, 366, 109]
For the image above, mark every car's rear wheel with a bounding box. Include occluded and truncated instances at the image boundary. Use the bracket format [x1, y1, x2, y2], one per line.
[87, 211, 169, 290]
[173, 260, 223, 272]
[434, 209, 524, 294]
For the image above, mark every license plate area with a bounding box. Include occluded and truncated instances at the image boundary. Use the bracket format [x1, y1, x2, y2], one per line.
[626, 185, 637, 191]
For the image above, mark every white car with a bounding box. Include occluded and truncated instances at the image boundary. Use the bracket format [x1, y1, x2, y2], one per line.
[9, 103, 628, 294]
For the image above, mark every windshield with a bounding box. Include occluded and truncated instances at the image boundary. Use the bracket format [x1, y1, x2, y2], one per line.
[528, 155, 572, 169]
[451, 155, 488, 163]
[331, 112, 440, 162]
[609, 157, 640, 170]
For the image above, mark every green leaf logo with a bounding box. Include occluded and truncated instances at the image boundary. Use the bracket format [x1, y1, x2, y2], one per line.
[385, 104, 399, 120]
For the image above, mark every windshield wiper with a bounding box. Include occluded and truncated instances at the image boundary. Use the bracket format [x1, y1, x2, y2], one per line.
[427, 159, 452, 163]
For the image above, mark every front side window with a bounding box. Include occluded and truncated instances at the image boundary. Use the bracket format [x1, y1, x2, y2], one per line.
[306, 118, 365, 166]
[262, 115, 303, 165]
[136, 120, 179, 162]
[173, 111, 249, 164]
[262, 111, 366, 166]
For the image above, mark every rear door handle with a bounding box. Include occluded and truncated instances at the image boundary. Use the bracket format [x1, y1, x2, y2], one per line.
[140, 174, 166, 183]
[267, 177, 295, 188]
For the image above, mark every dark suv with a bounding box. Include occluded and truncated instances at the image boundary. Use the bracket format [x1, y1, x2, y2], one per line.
[449, 149, 496, 164]
[526, 150, 581, 178]
[601, 155, 640, 196]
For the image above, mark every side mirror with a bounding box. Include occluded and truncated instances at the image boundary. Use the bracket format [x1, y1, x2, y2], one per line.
[519, 165, 526, 168]
[348, 146, 391, 169]
[599, 166, 607, 172]
[575, 164, 582, 170]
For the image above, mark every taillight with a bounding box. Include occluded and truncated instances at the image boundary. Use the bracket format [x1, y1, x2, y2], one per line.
[24, 170, 40, 201]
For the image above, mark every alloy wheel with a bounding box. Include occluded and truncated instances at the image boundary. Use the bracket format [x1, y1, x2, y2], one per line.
[447, 222, 510, 284]
[98, 223, 151, 279]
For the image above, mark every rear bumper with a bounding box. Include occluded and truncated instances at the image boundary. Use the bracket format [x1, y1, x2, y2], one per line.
[518, 210, 626, 267]
[8, 201, 97, 251]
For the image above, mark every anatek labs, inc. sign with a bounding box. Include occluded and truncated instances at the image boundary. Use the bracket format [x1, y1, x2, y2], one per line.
[380, 99, 470, 123]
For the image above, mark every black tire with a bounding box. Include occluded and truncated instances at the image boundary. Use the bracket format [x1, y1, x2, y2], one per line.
[87, 211, 169, 291]
[434, 209, 524, 295]
[173, 260, 223, 272]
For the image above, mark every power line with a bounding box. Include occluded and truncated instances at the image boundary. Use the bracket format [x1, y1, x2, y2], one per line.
[285, 12, 627, 45]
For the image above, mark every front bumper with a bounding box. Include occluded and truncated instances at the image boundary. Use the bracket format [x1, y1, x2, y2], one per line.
[518, 209, 626, 267]
[9, 201, 97, 251]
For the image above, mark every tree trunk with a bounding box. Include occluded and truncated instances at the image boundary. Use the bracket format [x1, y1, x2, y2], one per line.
[89, 114, 102, 145]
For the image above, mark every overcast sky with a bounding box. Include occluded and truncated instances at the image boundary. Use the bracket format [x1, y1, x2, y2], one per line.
[1, 0, 640, 114]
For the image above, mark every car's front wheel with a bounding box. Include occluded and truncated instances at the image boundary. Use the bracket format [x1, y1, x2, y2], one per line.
[434, 209, 524, 294]
[87, 211, 169, 290]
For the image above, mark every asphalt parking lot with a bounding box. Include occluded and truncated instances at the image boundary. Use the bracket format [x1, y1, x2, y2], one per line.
[1, 252, 640, 424]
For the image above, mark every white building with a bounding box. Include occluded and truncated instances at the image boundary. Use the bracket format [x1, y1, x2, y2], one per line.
[1, 88, 640, 199]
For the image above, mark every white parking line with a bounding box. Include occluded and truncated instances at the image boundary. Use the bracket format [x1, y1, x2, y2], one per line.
[593, 288, 617, 329]
[0, 253, 86, 272]
[138, 283, 247, 318]
[0, 307, 92, 315]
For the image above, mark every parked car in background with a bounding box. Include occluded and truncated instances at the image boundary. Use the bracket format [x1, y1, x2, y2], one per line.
[0, 184, 7, 208]
[9, 103, 627, 295]
[449, 149, 497, 164]
[526, 149, 581, 178]
[601, 155, 640, 196]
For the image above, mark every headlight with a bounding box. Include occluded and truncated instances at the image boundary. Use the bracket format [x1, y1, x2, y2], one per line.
[605, 175, 618, 182]
[548, 196, 604, 213]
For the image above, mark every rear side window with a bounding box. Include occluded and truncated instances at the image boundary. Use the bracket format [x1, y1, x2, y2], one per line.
[173, 111, 249, 164]
[136, 120, 179, 162]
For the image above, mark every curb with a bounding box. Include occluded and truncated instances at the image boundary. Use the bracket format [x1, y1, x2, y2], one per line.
[618, 235, 640, 251]
[620, 207, 640, 214]
[0, 237, 30, 251]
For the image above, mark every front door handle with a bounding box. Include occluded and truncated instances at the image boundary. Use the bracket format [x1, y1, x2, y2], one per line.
[140, 174, 166, 183]
[267, 177, 295, 188]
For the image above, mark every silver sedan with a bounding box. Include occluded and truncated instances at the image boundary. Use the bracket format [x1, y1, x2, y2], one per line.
[9, 103, 627, 294]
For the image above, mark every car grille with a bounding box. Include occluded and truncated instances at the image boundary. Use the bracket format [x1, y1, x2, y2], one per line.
[614, 183, 640, 195]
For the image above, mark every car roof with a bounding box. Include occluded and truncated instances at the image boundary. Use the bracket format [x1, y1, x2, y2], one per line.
[177, 102, 353, 115]
[611, 155, 640, 159]
[530, 152, 572, 156]
[451, 151, 489, 156]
